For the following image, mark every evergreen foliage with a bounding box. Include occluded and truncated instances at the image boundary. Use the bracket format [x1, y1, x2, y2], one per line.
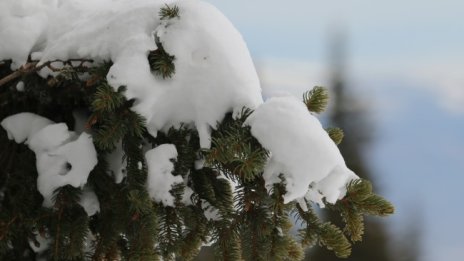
[0, 6, 393, 261]
[303, 86, 329, 114]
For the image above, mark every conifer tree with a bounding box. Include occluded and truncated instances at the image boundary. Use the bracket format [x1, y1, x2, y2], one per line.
[0, 1, 394, 260]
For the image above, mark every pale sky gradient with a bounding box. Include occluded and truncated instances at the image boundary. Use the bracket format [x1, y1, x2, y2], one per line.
[208, 1, 464, 260]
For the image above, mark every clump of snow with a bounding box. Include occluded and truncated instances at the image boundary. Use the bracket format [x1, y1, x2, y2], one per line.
[1, 113, 98, 207]
[145, 144, 183, 206]
[144, 0, 263, 148]
[244, 96, 358, 204]
[78, 187, 100, 216]
[28, 230, 51, 254]
[0, 112, 53, 143]
[0, 0, 263, 149]
[202, 201, 220, 221]
[16, 81, 25, 92]
[181, 185, 194, 206]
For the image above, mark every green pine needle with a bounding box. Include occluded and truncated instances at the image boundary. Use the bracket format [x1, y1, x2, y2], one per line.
[341, 208, 365, 242]
[303, 86, 329, 113]
[92, 82, 125, 112]
[159, 4, 180, 20]
[148, 46, 176, 79]
[319, 222, 352, 258]
[326, 127, 344, 145]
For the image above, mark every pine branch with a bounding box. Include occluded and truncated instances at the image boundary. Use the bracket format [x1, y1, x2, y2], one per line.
[0, 59, 93, 87]
[148, 42, 175, 79]
[326, 127, 344, 145]
[159, 4, 180, 20]
[318, 222, 352, 258]
[303, 86, 329, 113]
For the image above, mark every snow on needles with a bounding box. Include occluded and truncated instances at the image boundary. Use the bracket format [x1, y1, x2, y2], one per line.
[0, 0, 263, 149]
[244, 96, 358, 205]
[145, 144, 182, 207]
[1, 0, 358, 207]
[1, 113, 98, 209]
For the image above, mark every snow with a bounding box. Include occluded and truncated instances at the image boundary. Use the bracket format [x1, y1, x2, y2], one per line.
[78, 187, 100, 216]
[28, 232, 51, 254]
[0, 0, 53, 69]
[0, 0, 263, 148]
[0, 0, 360, 208]
[244, 96, 358, 204]
[1, 113, 98, 207]
[181, 186, 194, 206]
[145, 144, 183, 206]
[202, 201, 220, 221]
[16, 81, 25, 92]
[0, 112, 53, 143]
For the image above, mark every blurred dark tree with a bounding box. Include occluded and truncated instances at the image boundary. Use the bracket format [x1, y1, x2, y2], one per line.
[308, 30, 418, 261]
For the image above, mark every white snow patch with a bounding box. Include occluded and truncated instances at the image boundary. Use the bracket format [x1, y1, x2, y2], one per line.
[78, 187, 100, 216]
[194, 159, 205, 170]
[202, 201, 220, 221]
[145, 144, 183, 206]
[244, 96, 358, 204]
[28, 231, 51, 254]
[0, 112, 53, 143]
[0, 0, 55, 68]
[16, 81, 25, 92]
[181, 185, 194, 206]
[1, 113, 98, 207]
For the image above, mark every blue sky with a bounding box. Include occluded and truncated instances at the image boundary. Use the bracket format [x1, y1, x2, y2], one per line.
[208, 0, 464, 260]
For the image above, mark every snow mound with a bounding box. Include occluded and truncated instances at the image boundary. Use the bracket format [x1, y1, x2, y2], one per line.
[1, 113, 98, 208]
[244, 96, 358, 204]
[0, 0, 263, 148]
[145, 144, 183, 206]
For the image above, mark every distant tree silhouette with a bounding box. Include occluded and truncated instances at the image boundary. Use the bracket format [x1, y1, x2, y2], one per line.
[308, 30, 393, 261]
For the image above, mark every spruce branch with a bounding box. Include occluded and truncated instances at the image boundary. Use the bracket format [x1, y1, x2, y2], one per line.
[340, 208, 365, 242]
[303, 86, 329, 113]
[318, 222, 352, 258]
[148, 44, 176, 79]
[159, 4, 180, 20]
[326, 127, 344, 145]
[0, 59, 93, 87]
[92, 82, 125, 112]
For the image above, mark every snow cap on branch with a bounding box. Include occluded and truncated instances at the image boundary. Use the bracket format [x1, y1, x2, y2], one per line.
[244, 96, 358, 204]
[0, 0, 263, 148]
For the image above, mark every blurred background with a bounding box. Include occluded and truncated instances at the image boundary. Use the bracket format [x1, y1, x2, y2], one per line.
[206, 1, 463, 260]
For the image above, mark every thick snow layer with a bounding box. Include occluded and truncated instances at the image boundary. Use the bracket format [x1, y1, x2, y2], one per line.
[0, 0, 54, 69]
[0, 0, 263, 148]
[245, 96, 358, 204]
[145, 144, 183, 206]
[1, 113, 98, 207]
